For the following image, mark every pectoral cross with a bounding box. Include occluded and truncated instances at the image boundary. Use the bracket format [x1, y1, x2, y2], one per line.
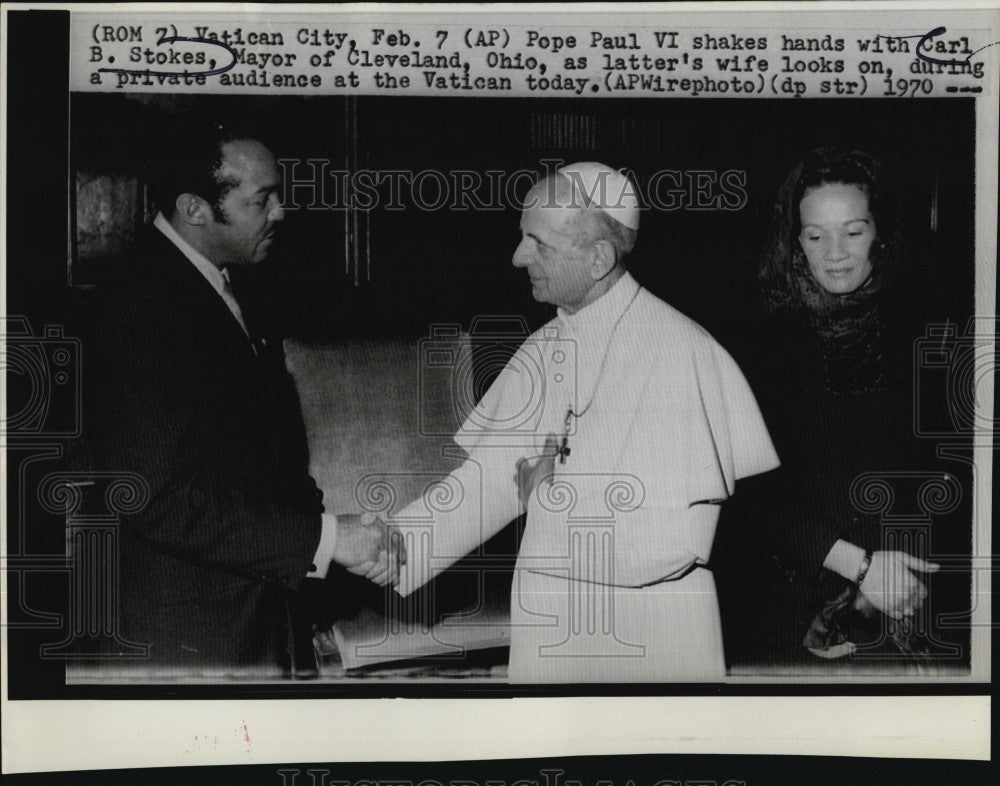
[559, 408, 573, 464]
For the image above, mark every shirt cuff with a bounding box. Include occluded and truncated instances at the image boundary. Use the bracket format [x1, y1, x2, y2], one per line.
[307, 513, 340, 579]
[822, 538, 867, 582]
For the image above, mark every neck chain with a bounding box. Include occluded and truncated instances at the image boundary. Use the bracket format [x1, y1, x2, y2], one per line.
[557, 285, 642, 464]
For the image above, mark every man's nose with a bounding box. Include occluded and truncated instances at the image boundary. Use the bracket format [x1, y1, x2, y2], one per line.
[512, 238, 532, 267]
[269, 202, 286, 223]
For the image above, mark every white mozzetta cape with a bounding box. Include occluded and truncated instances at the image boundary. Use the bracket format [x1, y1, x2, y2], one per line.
[395, 273, 779, 681]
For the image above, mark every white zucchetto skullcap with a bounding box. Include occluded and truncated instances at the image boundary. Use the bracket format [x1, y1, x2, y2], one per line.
[556, 162, 641, 230]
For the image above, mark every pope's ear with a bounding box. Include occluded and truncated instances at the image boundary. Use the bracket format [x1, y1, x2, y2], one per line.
[590, 239, 618, 280]
[175, 193, 211, 226]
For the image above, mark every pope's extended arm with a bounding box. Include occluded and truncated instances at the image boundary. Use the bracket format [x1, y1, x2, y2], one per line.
[393, 453, 522, 597]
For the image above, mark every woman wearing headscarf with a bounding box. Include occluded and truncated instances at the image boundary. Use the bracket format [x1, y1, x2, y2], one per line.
[719, 147, 968, 669]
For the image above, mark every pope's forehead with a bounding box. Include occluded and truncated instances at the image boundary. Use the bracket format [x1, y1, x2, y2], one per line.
[519, 197, 582, 238]
[522, 175, 577, 207]
[521, 177, 585, 226]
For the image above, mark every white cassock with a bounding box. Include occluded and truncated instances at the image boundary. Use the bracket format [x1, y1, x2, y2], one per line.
[394, 272, 779, 682]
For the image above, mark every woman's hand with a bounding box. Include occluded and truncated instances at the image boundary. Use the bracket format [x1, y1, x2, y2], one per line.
[858, 551, 939, 620]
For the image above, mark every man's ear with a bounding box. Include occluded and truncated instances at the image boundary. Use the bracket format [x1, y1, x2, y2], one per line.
[175, 193, 211, 226]
[590, 239, 618, 280]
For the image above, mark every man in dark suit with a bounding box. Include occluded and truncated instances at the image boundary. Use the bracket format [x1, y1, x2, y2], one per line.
[81, 121, 399, 671]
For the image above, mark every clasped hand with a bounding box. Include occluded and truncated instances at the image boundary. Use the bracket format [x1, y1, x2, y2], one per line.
[858, 550, 939, 620]
[331, 513, 406, 587]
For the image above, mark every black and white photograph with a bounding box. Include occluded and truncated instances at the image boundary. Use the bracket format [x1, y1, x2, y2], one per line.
[55, 91, 979, 684]
[2, 1, 996, 780]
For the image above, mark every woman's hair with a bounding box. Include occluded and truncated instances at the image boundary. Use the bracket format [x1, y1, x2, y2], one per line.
[760, 147, 901, 313]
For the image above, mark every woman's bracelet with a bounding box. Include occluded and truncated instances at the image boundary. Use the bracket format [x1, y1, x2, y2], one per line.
[855, 550, 874, 587]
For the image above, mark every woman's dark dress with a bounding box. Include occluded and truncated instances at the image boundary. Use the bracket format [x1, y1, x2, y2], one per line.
[715, 283, 971, 670]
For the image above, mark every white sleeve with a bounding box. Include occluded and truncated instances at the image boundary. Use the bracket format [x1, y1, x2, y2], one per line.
[394, 340, 555, 596]
[393, 446, 525, 597]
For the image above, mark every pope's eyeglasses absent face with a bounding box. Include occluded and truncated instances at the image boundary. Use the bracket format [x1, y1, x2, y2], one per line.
[798, 181, 877, 295]
[204, 139, 285, 267]
[512, 181, 597, 314]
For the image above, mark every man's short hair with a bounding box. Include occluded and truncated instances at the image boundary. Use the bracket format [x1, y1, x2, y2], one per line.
[148, 116, 261, 223]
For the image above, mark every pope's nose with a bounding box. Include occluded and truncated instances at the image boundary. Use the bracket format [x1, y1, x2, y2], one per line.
[512, 237, 533, 267]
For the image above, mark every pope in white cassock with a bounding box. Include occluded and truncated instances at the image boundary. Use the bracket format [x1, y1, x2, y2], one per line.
[393, 162, 780, 682]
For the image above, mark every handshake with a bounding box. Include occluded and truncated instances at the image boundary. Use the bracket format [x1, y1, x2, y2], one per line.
[326, 512, 407, 587]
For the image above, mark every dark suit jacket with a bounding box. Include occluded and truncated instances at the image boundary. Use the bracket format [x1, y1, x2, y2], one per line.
[80, 228, 324, 669]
